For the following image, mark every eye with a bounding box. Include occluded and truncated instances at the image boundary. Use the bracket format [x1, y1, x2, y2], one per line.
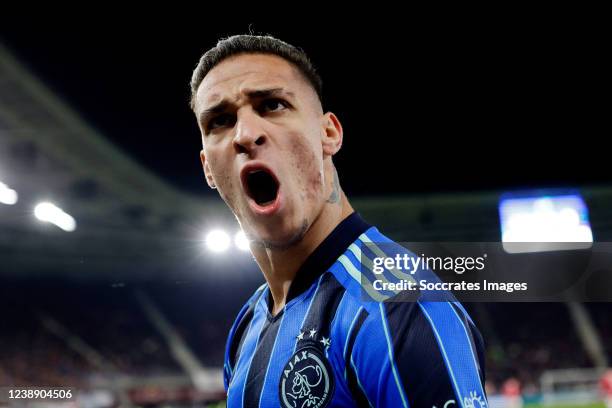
[259, 98, 289, 113]
[208, 113, 235, 131]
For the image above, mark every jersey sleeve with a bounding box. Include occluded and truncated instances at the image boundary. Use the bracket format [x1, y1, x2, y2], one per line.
[348, 300, 487, 407]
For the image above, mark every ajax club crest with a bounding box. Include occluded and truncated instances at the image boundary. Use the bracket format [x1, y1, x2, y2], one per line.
[279, 346, 334, 408]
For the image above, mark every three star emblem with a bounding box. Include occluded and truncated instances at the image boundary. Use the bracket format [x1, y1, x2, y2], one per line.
[296, 329, 331, 348]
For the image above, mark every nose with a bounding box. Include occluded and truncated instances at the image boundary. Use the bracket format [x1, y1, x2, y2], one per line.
[233, 109, 267, 155]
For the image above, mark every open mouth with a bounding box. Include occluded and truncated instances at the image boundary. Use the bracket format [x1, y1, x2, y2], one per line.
[244, 169, 280, 208]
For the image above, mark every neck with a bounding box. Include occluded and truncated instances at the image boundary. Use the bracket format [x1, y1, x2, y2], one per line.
[251, 192, 354, 316]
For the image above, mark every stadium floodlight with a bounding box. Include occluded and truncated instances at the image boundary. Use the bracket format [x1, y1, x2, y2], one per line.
[235, 230, 250, 251]
[0, 182, 18, 205]
[205, 229, 231, 253]
[34, 202, 77, 232]
[499, 192, 593, 253]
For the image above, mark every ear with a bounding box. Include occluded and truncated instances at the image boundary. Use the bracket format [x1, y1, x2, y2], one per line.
[200, 149, 216, 189]
[321, 112, 343, 157]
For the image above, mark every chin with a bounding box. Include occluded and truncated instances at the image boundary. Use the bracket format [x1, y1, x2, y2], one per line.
[251, 218, 310, 251]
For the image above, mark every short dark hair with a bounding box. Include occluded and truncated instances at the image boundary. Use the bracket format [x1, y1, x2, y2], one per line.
[189, 35, 323, 111]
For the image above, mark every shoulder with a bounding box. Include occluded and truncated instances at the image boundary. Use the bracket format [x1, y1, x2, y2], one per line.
[333, 226, 488, 401]
[242, 282, 268, 314]
[223, 283, 268, 389]
[328, 225, 417, 309]
[226, 282, 267, 345]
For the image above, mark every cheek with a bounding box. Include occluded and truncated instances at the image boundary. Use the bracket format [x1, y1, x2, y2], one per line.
[288, 133, 324, 201]
[207, 150, 239, 205]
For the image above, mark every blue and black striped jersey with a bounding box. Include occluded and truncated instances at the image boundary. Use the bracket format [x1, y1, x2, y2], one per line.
[223, 212, 487, 408]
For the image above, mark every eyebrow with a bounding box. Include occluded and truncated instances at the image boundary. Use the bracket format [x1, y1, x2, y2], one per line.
[199, 88, 294, 125]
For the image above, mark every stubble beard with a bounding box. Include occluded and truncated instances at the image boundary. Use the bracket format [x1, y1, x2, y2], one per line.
[250, 217, 310, 251]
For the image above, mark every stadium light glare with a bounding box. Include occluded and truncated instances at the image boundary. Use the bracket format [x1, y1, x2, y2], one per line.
[499, 193, 593, 253]
[34, 202, 77, 232]
[0, 182, 18, 205]
[235, 230, 250, 251]
[205, 229, 231, 252]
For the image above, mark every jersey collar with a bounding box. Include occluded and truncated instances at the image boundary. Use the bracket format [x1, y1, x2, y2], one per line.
[284, 211, 371, 304]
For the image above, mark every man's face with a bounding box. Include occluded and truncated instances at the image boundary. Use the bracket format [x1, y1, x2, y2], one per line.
[194, 54, 338, 249]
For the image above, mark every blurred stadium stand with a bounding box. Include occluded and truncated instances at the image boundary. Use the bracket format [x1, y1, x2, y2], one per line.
[2, 41, 612, 407]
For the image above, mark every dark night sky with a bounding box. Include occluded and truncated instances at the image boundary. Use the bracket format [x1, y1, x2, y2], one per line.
[1, 15, 608, 198]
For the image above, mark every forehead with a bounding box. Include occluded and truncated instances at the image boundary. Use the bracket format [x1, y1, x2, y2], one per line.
[195, 53, 311, 110]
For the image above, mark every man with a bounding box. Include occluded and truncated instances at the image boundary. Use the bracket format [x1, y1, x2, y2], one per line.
[190, 35, 487, 408]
